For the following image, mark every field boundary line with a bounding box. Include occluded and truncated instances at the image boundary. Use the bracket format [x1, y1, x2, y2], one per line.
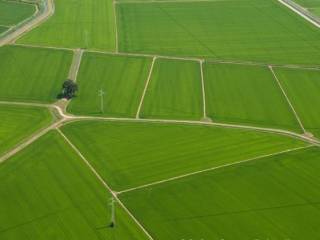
[278, 0, 320, 28]
[57, 129, 155, 240]
[115, 0, 225, 4]
[117, 145, 312, 194]
[9, 43, 320, 71]
[136, 56, 156, 119]
[269, 66, 306, 133]
[0, 100, 50, 108]
[199, 60, 207, 119]
[113, 0, 119, 52]
[0, 119, 64, 164]
[68, 49, 84, 81]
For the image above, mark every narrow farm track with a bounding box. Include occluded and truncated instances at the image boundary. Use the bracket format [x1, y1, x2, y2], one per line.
[0, 0, 54, 46]
[68, 49, 84, 81]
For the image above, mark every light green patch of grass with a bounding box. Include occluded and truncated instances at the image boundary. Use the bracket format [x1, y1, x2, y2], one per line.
[120, 147, 320, 240]
[141, 58, 203, 120]
[0, 1, 35, 25]
[204, 63, 301, 131]
[274, 67, 320, 138]
[0, 131, 149, 240]
[61, 121, 306, 191]
[0, 46, 72, 103]
[17, 0, 116, 50]
[0, 104, 53, 156]
[68, 52, 152, 117]
[117, 0, 320, 65]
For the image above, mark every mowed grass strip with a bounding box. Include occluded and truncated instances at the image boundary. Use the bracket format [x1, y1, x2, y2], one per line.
[117, 0, 320, 65]
[0, 46, 72, 103]
[274, 67, 320, 138]
[0, 131, 149, 240]
[0, 1, 35, 25]
[204, 63, 301, 131]
[141, 58, 203, 120]
[18, 0, 116, 50]
[61, 121, 306, 191]
[0, 104, 53, 156]
[120, 147, 320, 240]
[68, 53, 152, 117]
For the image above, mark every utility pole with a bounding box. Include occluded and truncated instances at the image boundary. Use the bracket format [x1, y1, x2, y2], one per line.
[109, 196, 116, 228]
[98, 89, 105, 113]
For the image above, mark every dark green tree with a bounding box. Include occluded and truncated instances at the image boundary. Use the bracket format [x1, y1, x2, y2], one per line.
[61, 79, 78, 99]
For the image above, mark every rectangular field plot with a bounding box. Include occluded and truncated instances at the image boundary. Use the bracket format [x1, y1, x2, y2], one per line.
[61, 121, 306, 191]
[0, 131, 149, 240]
[274, 67, 320, 138]
[0, 104, 53, 156]
[68, 53, 152, 117]
[0, 46, 72, 103]
[18, 0, 116, 50]
[141, 58, 203, 120]
[117, 0, 320, 65]
[204, 63, 301, 131]
[0, 1, 35, 26]
[120, 146, 320, 240]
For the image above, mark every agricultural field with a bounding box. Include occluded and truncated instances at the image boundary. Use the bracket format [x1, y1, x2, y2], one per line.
[203, 63, 301, 131]
[0, 45, 72, 103]
[274, 67, 320, 138]
[0, 104, 54, 156]
[141, 58, 203, 120]
[1, 0, 320, 239]
[117, 0, 320, 65]
[68, 52, 152, 117]
[0, 131, 148, 240]
[120, 146, 320, 239]
[17, 0, 116, 50]
[61, 121, 306, 190]
[0, 0, 36, 26]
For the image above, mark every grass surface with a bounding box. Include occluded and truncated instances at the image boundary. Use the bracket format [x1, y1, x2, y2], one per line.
[120, 146, 320, 240]
[274, 67, 320, 138]
[141, 58, 203, 120]
[203, 63, 301, 131]
[294, 0, 320, 16]
[0, 131, 149, 240]
[61, 121, 306, 191]
[0, 46, 72, 103]
[0, 104, 53, 156]
[117, 0, 320, 65]
[0, 1, 35, 25]
[68, 53, 152, 117]
[0, 25, 8, 33]
[18, 0, 116, 50]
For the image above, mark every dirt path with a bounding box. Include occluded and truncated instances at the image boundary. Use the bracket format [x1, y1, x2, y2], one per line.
[278, 0, 320, 28]
[68, 49, 84, 81]
[0, 0, 54, 46]
[136, 56, 157, 119]
[199, 60, 208, 120]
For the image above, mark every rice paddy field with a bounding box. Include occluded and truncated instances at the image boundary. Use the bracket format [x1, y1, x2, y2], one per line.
[0, 0, 36, 26]
[1, 0, 320, 239]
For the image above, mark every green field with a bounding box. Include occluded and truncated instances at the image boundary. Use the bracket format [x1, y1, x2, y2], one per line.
[203, 63, 301, 131]
[117, 0, 320, 65]
[120, 146, 320, 240]
[68, 53, 152, 117]
[141, 58, 203, 120]
[274, 67, 320, 138]
[0, 46, 72, 103]
[61, 121, 306, 190]
[0, 1, 35, 26]
[0, 104, 53, 156]
[0, 131, 148, 240]
[0, 25, 8, 34]
[18, 0, 116, 50]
